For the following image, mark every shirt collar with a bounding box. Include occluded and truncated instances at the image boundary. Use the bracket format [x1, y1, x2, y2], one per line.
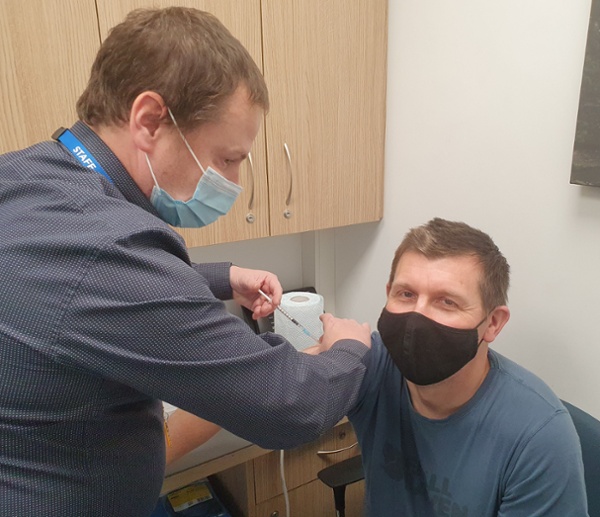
[65, 121, 160, 217]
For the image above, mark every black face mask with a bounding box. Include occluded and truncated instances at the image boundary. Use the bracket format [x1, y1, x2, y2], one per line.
[377, 308, 487, 386]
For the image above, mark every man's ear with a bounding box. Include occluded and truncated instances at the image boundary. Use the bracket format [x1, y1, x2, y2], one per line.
[129, 91, 168, 152]
[386, 282, 391, 298]
[482, 305, 510, 344]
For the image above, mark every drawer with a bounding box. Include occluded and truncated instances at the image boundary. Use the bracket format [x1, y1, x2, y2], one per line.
[253, 421, 359, 504]
[254, 478, 365, 517]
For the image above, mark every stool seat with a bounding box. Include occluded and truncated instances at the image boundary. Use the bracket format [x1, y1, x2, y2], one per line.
[317, 455, 364, 489]
[317, 455, 365, 517]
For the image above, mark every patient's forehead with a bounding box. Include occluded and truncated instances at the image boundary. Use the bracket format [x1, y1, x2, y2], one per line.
[391, 252, 483, 297]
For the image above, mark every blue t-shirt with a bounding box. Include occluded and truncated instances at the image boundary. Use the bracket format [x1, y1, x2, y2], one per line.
[349, 333, 588, 516]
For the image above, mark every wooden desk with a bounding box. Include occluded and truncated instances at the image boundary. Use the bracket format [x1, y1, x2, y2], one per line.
[161, 420, 364, 517]
[162, 441, 268, 495]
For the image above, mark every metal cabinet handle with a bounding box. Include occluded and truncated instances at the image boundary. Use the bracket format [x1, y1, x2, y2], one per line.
[283, 143, 292, 205]
[316, 442, 358, 456]
[245, 152, 255, 224]
[283, 143, 293, 219]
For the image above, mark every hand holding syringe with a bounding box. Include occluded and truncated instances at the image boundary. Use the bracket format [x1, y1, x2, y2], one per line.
[258, 289, 320, 343]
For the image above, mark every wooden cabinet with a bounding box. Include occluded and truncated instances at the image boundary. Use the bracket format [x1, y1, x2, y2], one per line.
[255, 478, 364, 517]
[0, 0, 100, 154]
[211, 420, 364, 517]
[1, 0, 387, 247]
[100, 0, 388, 246]
[261, 0, 387, 237]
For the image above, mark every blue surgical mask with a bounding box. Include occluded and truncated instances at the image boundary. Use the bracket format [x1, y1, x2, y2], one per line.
[146, 108, 242, 228]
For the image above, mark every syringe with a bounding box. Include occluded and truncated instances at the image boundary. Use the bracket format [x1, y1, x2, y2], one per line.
[258, 289, 320, 343]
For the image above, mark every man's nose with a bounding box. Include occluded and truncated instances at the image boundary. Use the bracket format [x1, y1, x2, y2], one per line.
[413, 298, 433, 319]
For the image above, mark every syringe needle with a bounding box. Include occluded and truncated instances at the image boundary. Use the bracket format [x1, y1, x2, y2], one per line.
[258, 289, 320, 343]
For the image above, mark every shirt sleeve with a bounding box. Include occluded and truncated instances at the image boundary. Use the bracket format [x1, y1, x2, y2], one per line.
[191, 262, 233, 301]
[348, 332, 385, 420]
[52, 229, 369, 450]
[498, 410, 589, 516]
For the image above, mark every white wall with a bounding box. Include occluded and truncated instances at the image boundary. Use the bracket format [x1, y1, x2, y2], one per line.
[188, 233, 305, 321]
[334, 0, 600, 418]
[191, 0, 599, 417]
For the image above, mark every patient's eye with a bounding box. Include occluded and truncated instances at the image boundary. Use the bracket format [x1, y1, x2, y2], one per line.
[441, 297, 457, 308]
[396, 290, 414, 300]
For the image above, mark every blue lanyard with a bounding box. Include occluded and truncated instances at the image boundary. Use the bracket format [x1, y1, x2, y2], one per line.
[53, 128, 114, 184]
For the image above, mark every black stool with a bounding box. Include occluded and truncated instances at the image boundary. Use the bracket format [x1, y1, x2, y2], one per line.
[317, 455, 365, 517]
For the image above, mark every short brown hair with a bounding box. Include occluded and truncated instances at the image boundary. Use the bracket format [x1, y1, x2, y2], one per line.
[77, 7, 268, 130]
[388, 218, 510, 311]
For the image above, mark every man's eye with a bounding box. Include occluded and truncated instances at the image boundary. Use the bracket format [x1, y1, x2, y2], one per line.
[442, 298, 456, 307]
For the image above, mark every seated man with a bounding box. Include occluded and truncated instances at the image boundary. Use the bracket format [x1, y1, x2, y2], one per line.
[348, 217, 588, 516]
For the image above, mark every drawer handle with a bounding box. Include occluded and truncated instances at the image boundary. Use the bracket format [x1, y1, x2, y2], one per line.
[316, 441, 358, 456]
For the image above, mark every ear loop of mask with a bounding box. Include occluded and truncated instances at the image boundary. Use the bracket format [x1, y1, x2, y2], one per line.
[167, 107, 208, 175]
[475, 313, 491, 347]
[145, 153, 160, 189]
[144, 107, 205, 191]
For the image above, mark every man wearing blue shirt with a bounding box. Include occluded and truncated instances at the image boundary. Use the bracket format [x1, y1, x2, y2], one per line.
[349, 218, 588, 516]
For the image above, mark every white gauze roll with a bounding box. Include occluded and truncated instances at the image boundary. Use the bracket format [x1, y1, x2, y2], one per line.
[274, 292, 324, 351]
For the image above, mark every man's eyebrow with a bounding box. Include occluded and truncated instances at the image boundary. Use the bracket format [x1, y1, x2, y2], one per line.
[389, 281, 412, 292]
[390, 282, 469, 302]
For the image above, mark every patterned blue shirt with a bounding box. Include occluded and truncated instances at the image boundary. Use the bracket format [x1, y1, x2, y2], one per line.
[0, 122, 368, 516]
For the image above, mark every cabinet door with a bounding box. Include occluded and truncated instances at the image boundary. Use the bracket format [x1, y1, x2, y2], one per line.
[254, 478, 339, 517]
[211, 422, 364, 516]
[0, 0, 100, 153]
[262, 0, 387, 235]
[255, 478, 364, 517]
[253, 421, 360, 504]
[95, 0, 270, 247]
